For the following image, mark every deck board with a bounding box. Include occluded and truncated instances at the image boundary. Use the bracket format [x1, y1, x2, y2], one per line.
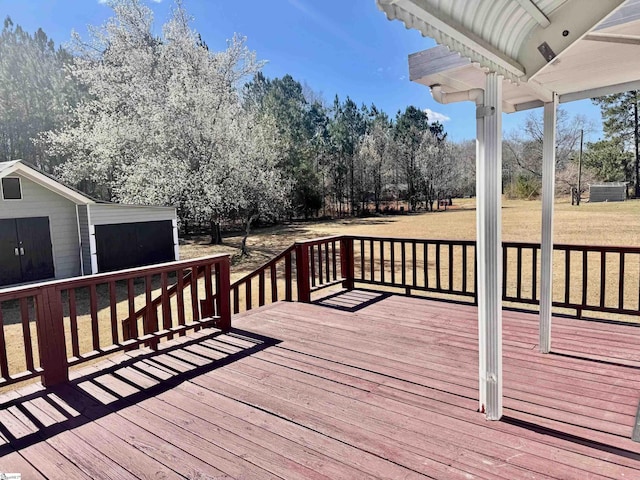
[1, 291, 640, 478]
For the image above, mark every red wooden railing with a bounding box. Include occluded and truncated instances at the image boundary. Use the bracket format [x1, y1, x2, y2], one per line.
[4, 235, 640, 390]
[0, 255, 230, 388]
[350, 236, 476, 299]
[225, 236, 349, 314]
[503, 242, 640, 319]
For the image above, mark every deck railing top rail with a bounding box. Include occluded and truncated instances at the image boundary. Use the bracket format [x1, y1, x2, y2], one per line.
[4, 234, 640, 391]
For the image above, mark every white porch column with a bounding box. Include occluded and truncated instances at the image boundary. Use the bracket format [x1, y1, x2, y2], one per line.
[540, 95, 558, 353]
[476, 72, 503, 420]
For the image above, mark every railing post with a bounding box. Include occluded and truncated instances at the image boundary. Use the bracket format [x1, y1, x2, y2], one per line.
[295, 243, 311, 303]
[216, 257, 232, 331]
[36, 286, 68, 387]
[340, 237, 355, 290]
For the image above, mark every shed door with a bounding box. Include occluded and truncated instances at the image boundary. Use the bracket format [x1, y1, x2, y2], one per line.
[0, 217, 55, 286]
[16, 217, 56, 282]
[95, 220, 175, 273]
[0, 219, 22, 286]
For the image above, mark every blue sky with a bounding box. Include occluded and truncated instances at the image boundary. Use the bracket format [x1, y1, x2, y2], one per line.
[3, 0, 604, 142]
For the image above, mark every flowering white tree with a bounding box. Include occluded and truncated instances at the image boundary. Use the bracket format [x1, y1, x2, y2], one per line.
[357, 117, 393, 212]
[43, 0, 290, 245]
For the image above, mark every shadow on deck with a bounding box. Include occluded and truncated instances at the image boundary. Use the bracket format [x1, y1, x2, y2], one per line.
[2, 290, 640, 479]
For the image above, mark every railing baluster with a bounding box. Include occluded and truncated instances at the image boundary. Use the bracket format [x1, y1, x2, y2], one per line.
[582, 250, 588, 308]
[600, 251, 606, 308]
[233, 285, 240, 313]
[380, 240, 385, 284]
[619, 252, 625, 310]
[310, 245, 316, 287]
[190, 268, 200, 321]
[176, 268, 186, 337]
[447, 243, 453, 291]
[370, 239, 375, 282]
[271, 264, 278, 302]
[425, 242, 429, 289]
[0, 306, 8, 379]
[68, 288, 80, 357]
[20, 298, 34, 371]
[326, 241, 331, 283]
[317, 243, 323, 285]
[128, 278, 138, 339]
[390, 240, 395, 284]
[161, 272, 172, 334]
[436, 243, 441, 291]
[401, 241, 406, 285]
[203, 264, 214, 321]
[502, 246, 508, 298]
[332, 241, 337, 281]
[90, 284, 100, 351]
[360, 239, 365, 280]
[532, 247, 538, 302]
[176, 268, 186, 333]
[259, 271, 265, 307]
[516, 247, 523, 300]
[462, 244, 468, 294]
[413, 241, 418, 287]
[285, 253, 293, 301]
[564, 249, 571, 305]
[246, 279, 252, 311]
[109, 281, 118, 344]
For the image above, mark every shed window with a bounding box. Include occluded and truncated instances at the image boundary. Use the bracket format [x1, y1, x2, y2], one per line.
[1, 177, 21, 200]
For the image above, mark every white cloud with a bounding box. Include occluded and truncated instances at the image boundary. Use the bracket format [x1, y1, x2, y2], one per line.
[423, 108, 451, 123]
[398, 75, 406, 81]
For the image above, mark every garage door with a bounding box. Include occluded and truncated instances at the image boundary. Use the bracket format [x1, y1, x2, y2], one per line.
[95, 220, 175, 273]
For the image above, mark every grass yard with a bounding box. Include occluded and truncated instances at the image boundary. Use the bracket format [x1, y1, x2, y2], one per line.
[182, 196, 640, 276]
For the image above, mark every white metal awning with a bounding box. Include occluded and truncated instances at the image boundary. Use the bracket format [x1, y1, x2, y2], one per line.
[380, 0, 640, 111]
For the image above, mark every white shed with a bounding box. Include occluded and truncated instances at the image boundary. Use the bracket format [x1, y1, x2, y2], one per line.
[589, 182, 627, 202]
[0, 160, 179, 287]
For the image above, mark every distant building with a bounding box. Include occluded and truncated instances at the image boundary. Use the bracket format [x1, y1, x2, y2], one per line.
[588, 182, 627, 203]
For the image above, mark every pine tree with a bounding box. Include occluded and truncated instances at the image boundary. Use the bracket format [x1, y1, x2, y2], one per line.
[592, 91, 640, 196]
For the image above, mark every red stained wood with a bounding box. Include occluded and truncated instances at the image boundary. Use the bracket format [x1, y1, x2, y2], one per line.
[4, 292, 640, 479]
[108, 281, 118, 345]
[295, 243, 311, 302]
[0, 305, 9, 379]
[89, 284, 99, 351]
[19, 297, 34, 372]
[68, 288, 80, 358]
[35, 287, 68, 386]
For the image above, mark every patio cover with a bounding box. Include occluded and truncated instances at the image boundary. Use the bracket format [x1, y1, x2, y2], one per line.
[377, 0, 640, 419]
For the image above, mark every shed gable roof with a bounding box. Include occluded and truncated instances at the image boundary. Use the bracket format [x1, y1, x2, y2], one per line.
[0, 160, 95, 205]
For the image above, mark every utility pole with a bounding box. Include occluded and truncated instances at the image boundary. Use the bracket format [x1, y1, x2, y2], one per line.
[577, 129, 583, 206]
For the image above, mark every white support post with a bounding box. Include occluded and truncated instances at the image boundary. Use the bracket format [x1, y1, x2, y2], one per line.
[476, 72, 503, 420]
[540, 95, 558, 354]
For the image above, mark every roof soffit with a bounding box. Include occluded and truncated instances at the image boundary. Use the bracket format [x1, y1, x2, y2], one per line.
[377, 0, 626, 82]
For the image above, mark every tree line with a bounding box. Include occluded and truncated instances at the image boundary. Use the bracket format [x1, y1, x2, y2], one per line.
[1, 0, 638, 249]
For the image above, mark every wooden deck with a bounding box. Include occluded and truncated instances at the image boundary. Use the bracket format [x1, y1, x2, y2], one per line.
[1, 290, 640, 479]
